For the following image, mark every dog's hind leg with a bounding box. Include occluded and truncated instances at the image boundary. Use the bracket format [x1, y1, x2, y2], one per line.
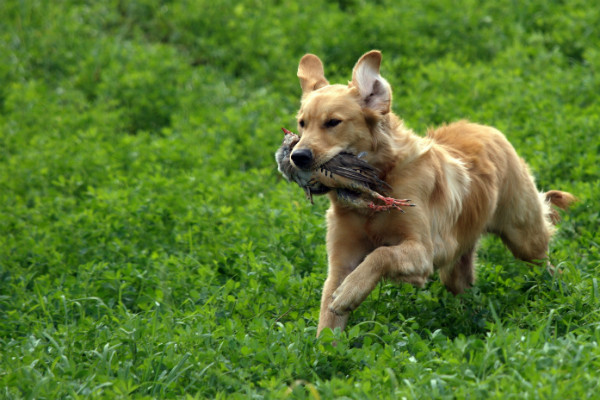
[495, 199, 553, 264]
[440, 247, 476, 295]
[499, 224, 551, 264]
[499, 191, 575, 270]
[491, 177, 558, 264]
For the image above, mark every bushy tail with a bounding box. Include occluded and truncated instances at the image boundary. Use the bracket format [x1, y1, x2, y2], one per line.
[545, 190, 577, 224]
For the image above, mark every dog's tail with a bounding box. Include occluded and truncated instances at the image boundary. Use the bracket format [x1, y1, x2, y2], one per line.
[545, 190, 577, 224]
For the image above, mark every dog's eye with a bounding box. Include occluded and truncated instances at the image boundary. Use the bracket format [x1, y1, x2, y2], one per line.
[299, 120, 305, 128]
[324, 119, 342, 128]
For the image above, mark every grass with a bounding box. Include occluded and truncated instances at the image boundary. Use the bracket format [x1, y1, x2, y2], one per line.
[1, 0, 599, 398]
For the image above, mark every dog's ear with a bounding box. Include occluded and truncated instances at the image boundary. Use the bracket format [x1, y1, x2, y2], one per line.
[298, 54, 329, 95]
[351, 50, 392, 114]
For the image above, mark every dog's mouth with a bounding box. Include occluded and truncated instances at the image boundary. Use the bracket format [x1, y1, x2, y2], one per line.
[313, 149, 360, 169]
[307, 182, 361, 199]
[336, 188, 361, 199]
[308, 185, 331, 195]
[306, 150, 361, 197]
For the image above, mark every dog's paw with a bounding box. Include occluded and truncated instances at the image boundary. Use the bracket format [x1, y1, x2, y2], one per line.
[328, 280, 367, 316]
[328, 295, 352, 316]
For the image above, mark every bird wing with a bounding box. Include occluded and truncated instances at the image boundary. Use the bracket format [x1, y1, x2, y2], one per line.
[323, 153, 391, 192]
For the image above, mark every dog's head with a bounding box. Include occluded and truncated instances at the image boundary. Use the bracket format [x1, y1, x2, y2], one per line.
[291, 50, 392, 171]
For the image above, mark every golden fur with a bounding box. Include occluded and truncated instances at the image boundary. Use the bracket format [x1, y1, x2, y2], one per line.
[291, 50, 576, 336]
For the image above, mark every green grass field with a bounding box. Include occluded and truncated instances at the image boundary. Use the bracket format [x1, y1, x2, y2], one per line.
[1, 0, 599, 398]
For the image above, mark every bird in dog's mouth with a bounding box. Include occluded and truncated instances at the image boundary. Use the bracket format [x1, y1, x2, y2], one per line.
[275, 127, 414, 211]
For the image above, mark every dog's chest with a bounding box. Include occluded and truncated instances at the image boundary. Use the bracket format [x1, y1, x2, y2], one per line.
[362, 212, 405, 247]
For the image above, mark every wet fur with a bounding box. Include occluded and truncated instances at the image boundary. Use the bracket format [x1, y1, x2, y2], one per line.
[291, 50, 576, 336]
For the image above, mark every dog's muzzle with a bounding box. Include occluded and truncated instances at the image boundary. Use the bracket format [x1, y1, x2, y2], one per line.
[290, 148, 313, 170]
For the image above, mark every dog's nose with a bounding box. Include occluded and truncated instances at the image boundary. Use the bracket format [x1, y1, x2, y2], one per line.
[291, 148, 313, 170]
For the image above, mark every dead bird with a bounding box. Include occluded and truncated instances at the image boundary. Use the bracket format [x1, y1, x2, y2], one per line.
[275, 128, 414, 211]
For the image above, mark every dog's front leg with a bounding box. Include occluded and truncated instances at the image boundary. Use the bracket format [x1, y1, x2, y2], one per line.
[317, 217, 370, 336]
[317, 274, 351, 336]
[329, 240, 433, 316]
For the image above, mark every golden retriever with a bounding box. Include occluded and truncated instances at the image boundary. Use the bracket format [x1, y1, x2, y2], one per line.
[289, 50, 575, 336]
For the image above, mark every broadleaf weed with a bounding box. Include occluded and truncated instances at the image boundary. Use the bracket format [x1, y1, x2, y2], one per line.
[1, 0, 599, 398]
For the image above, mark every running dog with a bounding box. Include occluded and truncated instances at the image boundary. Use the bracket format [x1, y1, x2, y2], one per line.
[286, 50, 575, 335]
